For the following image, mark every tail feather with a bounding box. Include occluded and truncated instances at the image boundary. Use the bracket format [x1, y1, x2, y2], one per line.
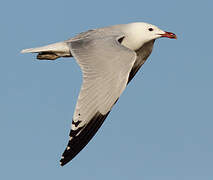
[21, 41, 72, 60]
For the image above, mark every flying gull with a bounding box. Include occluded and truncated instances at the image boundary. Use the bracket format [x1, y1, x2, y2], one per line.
[21, 22, 177, 166]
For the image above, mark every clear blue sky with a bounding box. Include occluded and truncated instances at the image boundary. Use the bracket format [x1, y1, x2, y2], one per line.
[1, 0, 213, 179]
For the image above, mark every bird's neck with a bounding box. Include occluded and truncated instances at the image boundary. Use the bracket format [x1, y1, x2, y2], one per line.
[121, 35, 145, 51]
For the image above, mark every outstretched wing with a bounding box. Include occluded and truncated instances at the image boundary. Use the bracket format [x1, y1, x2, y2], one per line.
[60, 32, 136, 166]
[128, 40, 155, 84]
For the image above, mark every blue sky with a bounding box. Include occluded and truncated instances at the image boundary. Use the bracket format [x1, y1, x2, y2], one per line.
[1, 0, 213, 179]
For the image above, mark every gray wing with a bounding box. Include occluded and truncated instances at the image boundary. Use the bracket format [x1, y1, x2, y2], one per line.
[128, 40, 155, 84]
[60, 32, 136, 166]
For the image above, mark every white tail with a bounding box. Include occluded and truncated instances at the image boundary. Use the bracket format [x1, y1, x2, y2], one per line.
[21, 41, 71, 60]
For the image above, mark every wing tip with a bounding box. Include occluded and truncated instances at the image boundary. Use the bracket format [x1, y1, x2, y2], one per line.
[59, 111, 111, 166]
[60, 156, 69, 166]
[59, 160, 65, 167]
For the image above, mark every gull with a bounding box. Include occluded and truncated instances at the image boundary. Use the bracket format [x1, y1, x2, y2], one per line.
[21, 22, 177, 166]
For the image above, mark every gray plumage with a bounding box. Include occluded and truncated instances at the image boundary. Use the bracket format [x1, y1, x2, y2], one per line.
[21, 22, 176, 166]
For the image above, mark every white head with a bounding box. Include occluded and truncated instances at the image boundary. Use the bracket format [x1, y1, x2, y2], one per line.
[121, 22, 177, 50]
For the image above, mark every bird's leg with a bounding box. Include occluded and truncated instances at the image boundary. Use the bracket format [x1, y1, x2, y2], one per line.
[36, 52, 72, 60]
[37, 52, 59, 60]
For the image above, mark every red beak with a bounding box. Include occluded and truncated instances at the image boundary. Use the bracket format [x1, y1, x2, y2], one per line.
[160, 31, 177, 39]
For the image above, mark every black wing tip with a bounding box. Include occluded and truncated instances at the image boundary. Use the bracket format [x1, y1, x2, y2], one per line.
[60, 153, 72, 166]
[59, 156, 65, 166]
[60, 159, 67, 167]
[60, 161, 64, 166]
[59, 147, 77, 166]
[60, 111, 110, 166]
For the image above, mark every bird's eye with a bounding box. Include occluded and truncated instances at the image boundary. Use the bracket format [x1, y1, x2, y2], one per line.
[148, 28, 154, 31]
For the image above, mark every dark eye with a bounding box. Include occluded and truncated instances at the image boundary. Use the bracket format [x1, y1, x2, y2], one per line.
[148, 28, 154, 31]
